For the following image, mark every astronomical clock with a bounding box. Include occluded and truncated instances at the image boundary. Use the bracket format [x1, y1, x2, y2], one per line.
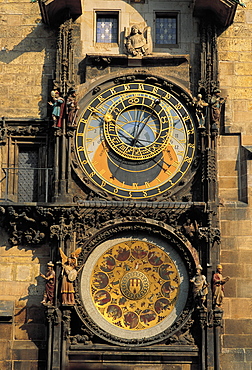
[71, 73, 199, 346]
[74, 74, 197, 201]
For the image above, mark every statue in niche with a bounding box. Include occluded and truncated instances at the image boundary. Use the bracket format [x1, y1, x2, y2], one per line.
[125, 25, 152, 57]
[193, 94, 208, 128]
[40, 261, 56, 305]
[182, 218, 199, 243]
[212, 264, 230, 308]
[59, 247, 82, 305]
[190, 265, 208, 309]
[66, 88, 79, 128]
[210, 88, 227, 131]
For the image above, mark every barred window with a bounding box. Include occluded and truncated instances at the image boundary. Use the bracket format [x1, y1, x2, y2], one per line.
[18, 148, 38, 202]
[96, 12, 118, 43]
[155, 13, 178, 46]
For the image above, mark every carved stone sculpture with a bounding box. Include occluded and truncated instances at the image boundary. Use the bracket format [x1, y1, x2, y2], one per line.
[210, 88, 227, 130]
[66, 88, 79, 128]
[182, 218, 199, 243]
[190, 265, 208, 309]
[125, 25, 152, 57]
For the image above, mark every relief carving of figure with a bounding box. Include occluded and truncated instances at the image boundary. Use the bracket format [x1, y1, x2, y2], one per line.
[190, 265, 208, 309]
[182, 218, 199, 243]
[40, 261, 56, 305]
[212, 264, 230, 308]
[59, 247, 82, 305]
[125, 25, 151, 57]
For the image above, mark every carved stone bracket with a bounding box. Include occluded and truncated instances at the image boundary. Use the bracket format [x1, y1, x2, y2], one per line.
[166, 318, 195, 346]
[6, 125, 47, 137]
[50, 215, 73, 241]
[198, 226, 220, 244]
[46, 307, 60, 326]
[213, 308, 224, 327]
[62, 308, 72, 340]
[71, 325, 94, 346]
[197, 307, 208, 329]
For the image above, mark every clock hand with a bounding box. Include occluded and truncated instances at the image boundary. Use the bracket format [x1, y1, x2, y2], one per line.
[91, 107, 115, 124]
[131, 99, 160, 147]
[132, 107, 145, 137]
[114, 123, 135, 140]
[92, 107, 138, 142]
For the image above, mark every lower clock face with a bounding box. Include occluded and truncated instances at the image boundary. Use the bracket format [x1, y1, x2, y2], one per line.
[76, 80, 196, 200]
[80, 234, 189, 340]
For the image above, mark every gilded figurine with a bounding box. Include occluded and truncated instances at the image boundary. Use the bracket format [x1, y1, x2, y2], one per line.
[59, 247, 82, 305]
[212, 264, 230, 308]
[190, 265, 208, 309]
[40, 261, 56, 305]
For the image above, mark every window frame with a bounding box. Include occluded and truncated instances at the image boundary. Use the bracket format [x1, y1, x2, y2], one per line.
[4, 137, 49, 203]
[154, 12, 179, 49]
[95, 11, 119, 45]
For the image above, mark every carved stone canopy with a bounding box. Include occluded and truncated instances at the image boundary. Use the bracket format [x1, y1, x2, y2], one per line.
[193, 0, 238, 27]
[38, 0, 82, 27]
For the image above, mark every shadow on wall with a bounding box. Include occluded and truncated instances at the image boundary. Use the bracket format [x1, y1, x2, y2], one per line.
[0, 22, 57, 119]
[2, 237, 52, 366]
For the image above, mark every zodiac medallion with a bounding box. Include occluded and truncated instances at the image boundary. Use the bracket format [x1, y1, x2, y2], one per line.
[90, 240, 180, 330]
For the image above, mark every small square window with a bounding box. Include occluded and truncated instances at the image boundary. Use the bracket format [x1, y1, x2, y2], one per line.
[96, 12, 118, 44]
[155, 13, 178, 46]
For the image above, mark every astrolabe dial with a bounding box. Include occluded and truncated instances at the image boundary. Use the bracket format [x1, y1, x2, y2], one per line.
[76, 80, 196, 199]
[90, 240, 180, 330]
[103, 96, 172, 161]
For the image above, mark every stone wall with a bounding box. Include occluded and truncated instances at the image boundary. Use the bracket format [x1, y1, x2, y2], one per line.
[0, 0, 56, 119]
[0, 2, 51, 369]
[218, 2, 252, 369]
[0, 227, 51, 369]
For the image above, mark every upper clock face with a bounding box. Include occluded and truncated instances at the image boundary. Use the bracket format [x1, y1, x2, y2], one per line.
[76, 80, 196, 199]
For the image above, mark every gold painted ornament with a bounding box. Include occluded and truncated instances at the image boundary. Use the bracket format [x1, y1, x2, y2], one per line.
[90, 240, 180, 330]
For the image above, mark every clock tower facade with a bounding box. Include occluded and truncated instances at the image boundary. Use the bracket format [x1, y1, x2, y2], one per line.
[0, 0, 251, 369]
